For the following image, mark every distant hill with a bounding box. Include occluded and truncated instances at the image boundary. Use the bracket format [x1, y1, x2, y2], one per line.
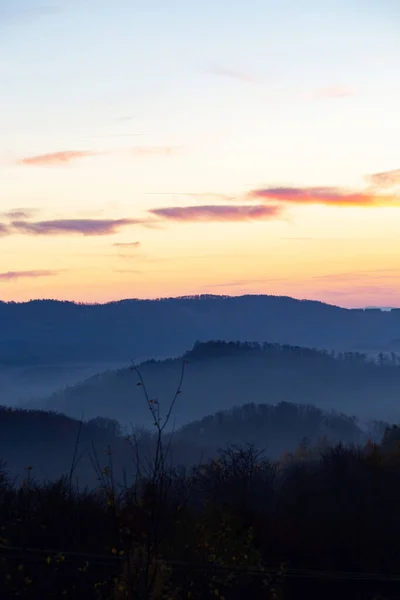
[0, 406, 126, 486]
[364, 306, 396, 311]
[24, 341, 400, 428]
[174, 400, 378, 459]
[0, 400, 388, 486]
[1, 295, 400, 367]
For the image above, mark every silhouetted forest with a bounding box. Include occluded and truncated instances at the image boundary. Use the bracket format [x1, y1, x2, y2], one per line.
[26, 340, 400, 427]
[0, 406, 127, 487]
[2, 295, 400, 368]
[3, 338, 400, 597]
[175, 400, 383, 459]
[0, 399, 388, 486]
[2, 429, 400, 598]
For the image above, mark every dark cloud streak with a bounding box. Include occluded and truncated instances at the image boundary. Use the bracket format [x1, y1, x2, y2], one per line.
[11, 218, 143, 236]
[149, 204, 283, 222]
[0, 270, 59, 282]
[113, 241, 141, 248]
[1, 208, 38, 220]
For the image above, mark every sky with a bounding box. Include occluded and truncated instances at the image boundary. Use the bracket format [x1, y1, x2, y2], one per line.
[1, 0, 399, 308]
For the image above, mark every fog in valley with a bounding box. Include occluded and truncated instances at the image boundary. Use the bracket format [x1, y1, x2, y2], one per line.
[0, 297, 399, 515]
[2, 295, 400, 599]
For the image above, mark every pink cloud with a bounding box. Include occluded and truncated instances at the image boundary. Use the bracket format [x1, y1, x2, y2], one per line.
[0, 224, 9, 236]
[18, 150, 98, 166]
[365, 169, 400, 189]
[248, 186, 399, 207]
[149, 204, 283, 222]
[17, 147, 181, 167]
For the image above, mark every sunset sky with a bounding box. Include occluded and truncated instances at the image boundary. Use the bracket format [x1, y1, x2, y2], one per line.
[1, 0, 399, 307]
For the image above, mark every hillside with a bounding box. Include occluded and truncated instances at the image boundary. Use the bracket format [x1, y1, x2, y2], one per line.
[0, 400, 387, 487]
[25, 341, 400, 428]
[0, 406, 127, 486]
[0, 406, 399, 600]
[1, 295, 400, 368]
[173, 400, 379, 459]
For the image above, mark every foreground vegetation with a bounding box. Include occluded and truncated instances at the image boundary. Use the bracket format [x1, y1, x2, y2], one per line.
[1, 357, 400, 598]
[2, 429, 400, 598]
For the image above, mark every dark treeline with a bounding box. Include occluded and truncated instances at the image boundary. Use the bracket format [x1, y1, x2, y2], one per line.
[2, 351, 400, 598]
[27, 341, 400, 427]
[185, 339, 400, 365]
[0, 401, 388, 486]
[3, 433, 400, 598]
[2, 295, 400, 367]
[0, 406, 127, 487]
[175, 400, 388, 458]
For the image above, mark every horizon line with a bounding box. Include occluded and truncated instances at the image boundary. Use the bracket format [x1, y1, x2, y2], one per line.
[0, 293, 398, 311]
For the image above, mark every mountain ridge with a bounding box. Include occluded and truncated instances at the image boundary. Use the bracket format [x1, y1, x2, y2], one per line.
[23, 340, 400, 428]
[1, 294, 400, 369]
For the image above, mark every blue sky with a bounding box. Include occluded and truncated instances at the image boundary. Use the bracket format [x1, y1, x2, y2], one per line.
[0, 0, 399, 306]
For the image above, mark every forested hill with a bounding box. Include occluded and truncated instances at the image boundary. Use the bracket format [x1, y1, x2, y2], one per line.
[25, 341, 400, 428]
[1, 295, 400, 366]
[0, 400, 389, 485]
[174, 400, 373, 459]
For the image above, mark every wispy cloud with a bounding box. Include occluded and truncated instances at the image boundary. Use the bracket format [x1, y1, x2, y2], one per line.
[365, 169, 400, 189]
[313, 267, 400, 283]
[147, 179, 400, 220]
[208, 277, 286, 288]
[145, 193, 238, 216]
[17, 146, 179, 166]
[0, 270, 58, 281]
[186, 192, 235, 202]
[113, 241, 141, 248]
[319, 286, 399, 298]
[149, 192, 236, 202]
[248, 186, 399, 207]
[11, 218, 143, 236]
[1, 208, 38, 220]
[0, 224, 9, 236]
[18, 150, 98, 166]
[149, 204, 283, 222]
[207, 64, 255, 83]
